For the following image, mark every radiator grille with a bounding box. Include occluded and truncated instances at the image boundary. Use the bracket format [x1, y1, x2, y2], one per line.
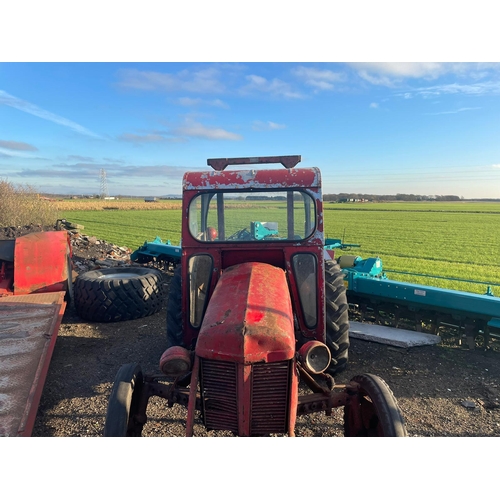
[201, 359, 238, 433]
[251, 361, 290, 436]
[200, 358, 291, 436]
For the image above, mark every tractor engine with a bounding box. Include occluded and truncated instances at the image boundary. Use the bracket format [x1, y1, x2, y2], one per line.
[195, 262, 299, 436]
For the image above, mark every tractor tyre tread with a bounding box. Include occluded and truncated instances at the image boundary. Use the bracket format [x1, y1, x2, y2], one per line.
[74, 267, 165, 322]
[104, 362, 144, 437]
[324, 259, 350, 375]
[166, 265, 184, 348]
[344, 373, 408, 437]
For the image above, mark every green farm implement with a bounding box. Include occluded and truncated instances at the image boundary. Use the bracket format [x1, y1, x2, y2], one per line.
[131, 236, 181, 271]
[337, 253, 500, 347]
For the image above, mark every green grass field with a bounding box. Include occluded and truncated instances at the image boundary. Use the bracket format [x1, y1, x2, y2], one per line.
[323, 204, 500, 295]
[62, 208, 184, 248]
[62, 201, 500, 296]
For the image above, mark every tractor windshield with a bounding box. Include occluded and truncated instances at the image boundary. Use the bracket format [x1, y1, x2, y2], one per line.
[188, 190, 316, 242]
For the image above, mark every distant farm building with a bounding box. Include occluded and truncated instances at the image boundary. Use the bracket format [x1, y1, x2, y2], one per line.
[145, 196, 158, 202]
[339, 198, 368, 203]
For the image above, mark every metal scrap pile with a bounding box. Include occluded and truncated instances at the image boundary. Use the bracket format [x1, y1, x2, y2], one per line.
[68, 231, 134, 273]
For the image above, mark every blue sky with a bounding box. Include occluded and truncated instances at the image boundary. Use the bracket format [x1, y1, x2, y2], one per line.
[1, 62, 499, 198]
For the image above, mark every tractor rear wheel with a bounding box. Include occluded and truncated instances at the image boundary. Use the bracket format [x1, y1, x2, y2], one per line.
[324, 260, 350, 375]
[74, 267, 165, 322]
[166, 265, 183, 348]
[343, 373, 407, 437]
[104, 363, 145, 437]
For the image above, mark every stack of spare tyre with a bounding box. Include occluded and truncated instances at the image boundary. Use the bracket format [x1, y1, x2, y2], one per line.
[74, 267, 165, 322]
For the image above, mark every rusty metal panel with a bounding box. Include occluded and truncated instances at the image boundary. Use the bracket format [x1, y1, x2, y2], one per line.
[201, 358, 294, 436]
[183, 167, 321, 191]
[207, 155, 301, 171]
[250, 361, 289, 435]
[196, 262, 295, 364]
[201, 358, 239, 433]
[14, 231, 70, 295]
[0, 292, 66, 436]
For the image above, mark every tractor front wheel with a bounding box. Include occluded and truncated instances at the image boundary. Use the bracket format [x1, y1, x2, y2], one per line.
[343, 373, 408, 437]
[324, 260, 350, 375]
[104, 363, 145, 437]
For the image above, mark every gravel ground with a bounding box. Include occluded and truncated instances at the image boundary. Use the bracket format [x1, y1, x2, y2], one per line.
[31, 286, 500, 437]
[3, 225, 500, 437]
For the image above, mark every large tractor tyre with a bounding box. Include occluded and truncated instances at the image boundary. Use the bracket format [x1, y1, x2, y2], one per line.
[324, 260, 350, 375]
[74, 267, 165, 322]
[343, 373, 408, 437]
[166, 265, 183, 348]
[104, 363, 145, 437]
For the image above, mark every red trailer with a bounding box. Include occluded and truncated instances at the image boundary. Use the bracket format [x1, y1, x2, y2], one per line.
[0, 231, 72, 436]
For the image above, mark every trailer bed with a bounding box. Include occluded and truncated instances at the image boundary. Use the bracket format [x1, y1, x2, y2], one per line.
[0, 291, 66, 436]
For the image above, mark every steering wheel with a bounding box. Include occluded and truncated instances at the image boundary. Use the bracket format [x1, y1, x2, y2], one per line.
[227, 227, 253, 241]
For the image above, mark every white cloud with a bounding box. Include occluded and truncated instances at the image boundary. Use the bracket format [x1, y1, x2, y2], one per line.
[117, 67, 226, 94]
[369, 102, 379, 109]
[349, 62, 500, 87]
[424, 107, 481, 115]
[103, 157, 126, 164]
[176, 97, 229, 108]
[493, 164, 500, 169]
[15, 163, 195, 180]
[118, 132, 181, 143]
[211, 99, 229, 108]
[252, 120, 286, 131]
[0, 146, 38, 158]
[352, 62, 447, 81]
[242, 75, 304, 99]
[0, 90, 101, 138]
[400, 81, 500, 99]
[66, 155, 95, 162]
[120, 117, 241, 143]
[291, 66, 345, 90]
[0, 139, 37, 151]
[173, 119, 242, 140]
[176, 97, 201, 106]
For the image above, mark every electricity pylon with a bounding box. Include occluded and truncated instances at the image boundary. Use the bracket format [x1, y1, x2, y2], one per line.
[100, 169, 109, 199]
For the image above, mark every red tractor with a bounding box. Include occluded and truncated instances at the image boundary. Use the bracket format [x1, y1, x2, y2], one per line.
[104, 156, 407, 437]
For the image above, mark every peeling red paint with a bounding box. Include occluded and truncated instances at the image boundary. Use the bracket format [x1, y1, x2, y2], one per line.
[13, 232, 71, 295]
[183, 167, 321, 191]
[196, 262, 295, 364]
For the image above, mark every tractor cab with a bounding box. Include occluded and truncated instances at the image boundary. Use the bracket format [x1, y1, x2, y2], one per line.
[177, 156, 327, 351]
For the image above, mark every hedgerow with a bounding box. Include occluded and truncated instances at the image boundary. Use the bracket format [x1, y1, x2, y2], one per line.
[0, 180, 60, 227]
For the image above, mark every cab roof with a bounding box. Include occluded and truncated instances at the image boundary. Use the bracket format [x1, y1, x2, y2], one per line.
[183, 167, 321, 191]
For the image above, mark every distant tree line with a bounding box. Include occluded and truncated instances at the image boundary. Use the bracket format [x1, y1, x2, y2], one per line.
[246, 195, 287, 201]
